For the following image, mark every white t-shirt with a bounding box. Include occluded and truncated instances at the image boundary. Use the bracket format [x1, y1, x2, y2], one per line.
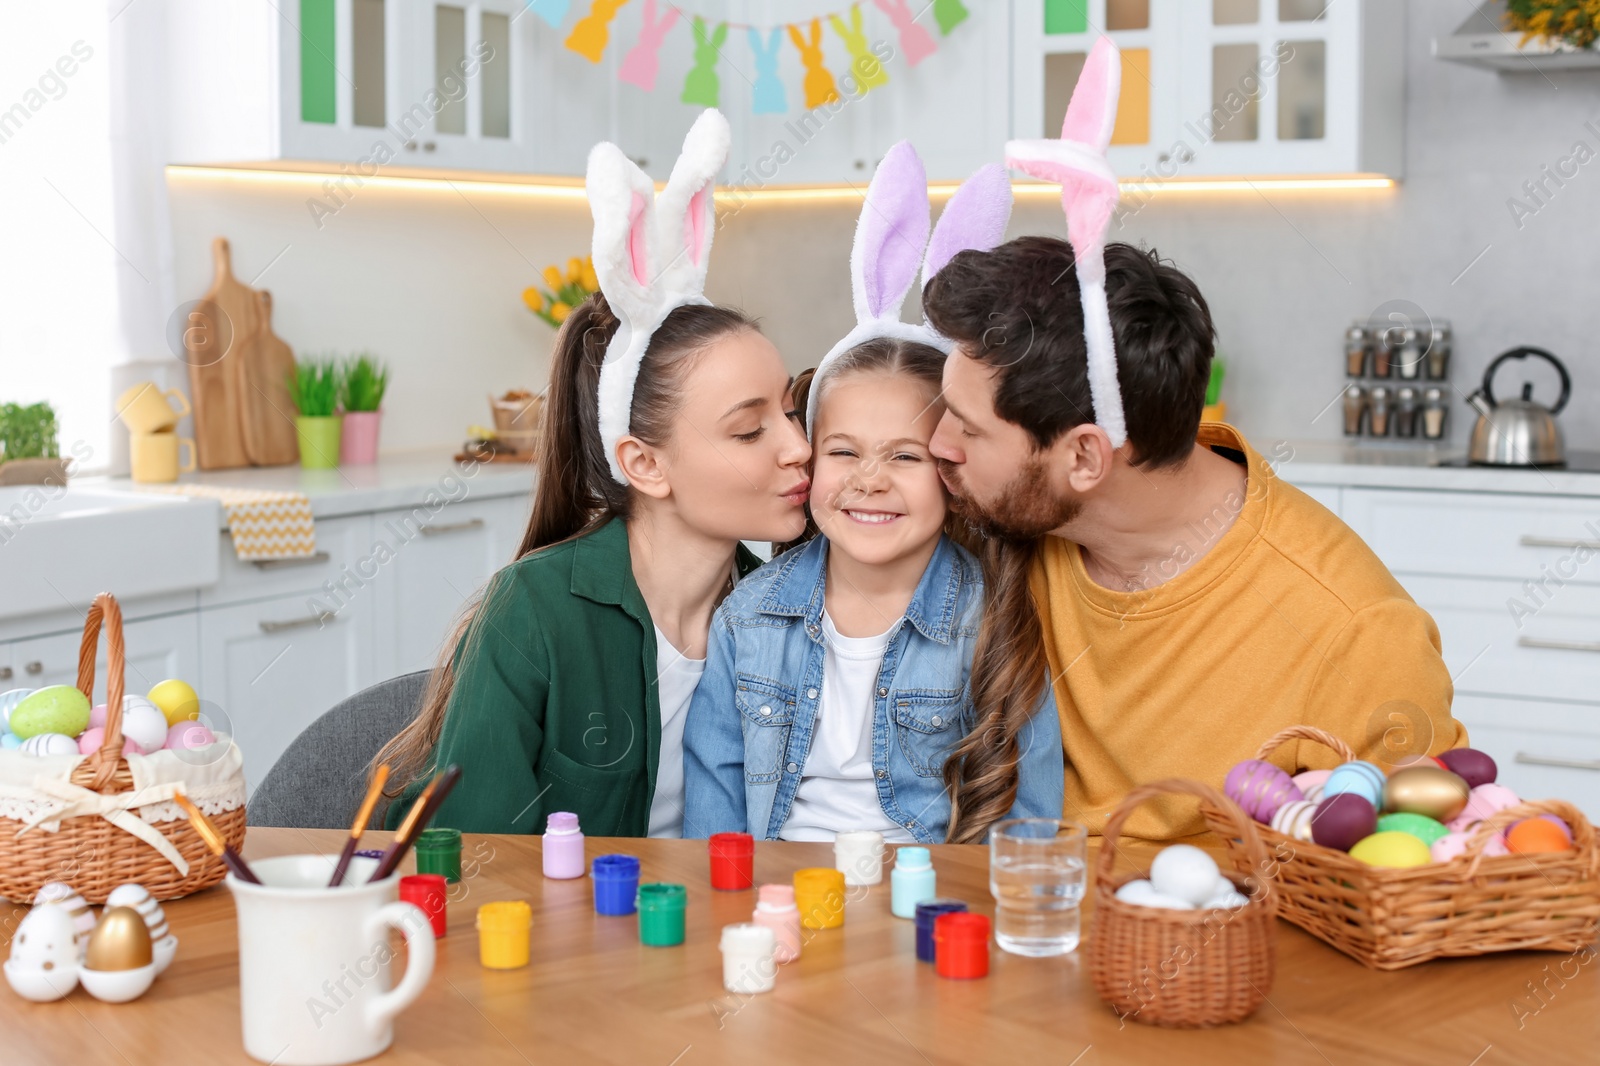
[649, 625, 705, 838]
[782, 610, 916, 843]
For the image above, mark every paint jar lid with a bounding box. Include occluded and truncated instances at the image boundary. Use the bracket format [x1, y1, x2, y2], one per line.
[592, 854, 640, 880]
[636, 882, 687, 912]
[756, 884, 796, 909]
[793, 867, 845, 891]
[935, 911, 989, 946]
[914, 898, 968, 933]
[476, 900, 532, 931]
[416, 827, 461, 851]
[709, 831, 755, 855]
[547, 811, 580, 834]
[895, 846, 932, 871]
[720, 922, 776, 953]
[834, 830, 885, 850]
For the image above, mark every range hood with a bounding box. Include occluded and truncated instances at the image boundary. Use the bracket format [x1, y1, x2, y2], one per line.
[1434, 0, 1600, 71]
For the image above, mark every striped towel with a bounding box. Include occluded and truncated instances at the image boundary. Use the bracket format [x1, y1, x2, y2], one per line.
[141, 485, 316, 561]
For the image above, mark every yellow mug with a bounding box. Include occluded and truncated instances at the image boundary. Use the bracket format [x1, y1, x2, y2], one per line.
[130, 430, 196, 483]
[116, 382, 191, 435]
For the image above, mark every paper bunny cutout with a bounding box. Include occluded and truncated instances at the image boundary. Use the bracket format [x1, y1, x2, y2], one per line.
[618, 0, 680, 91]
[1004, 37, 1127, 448]
[682, 17, 727, 107]
[748, 27, 788, 114]
[805, 142, 1014, 433]
[587, 109, 729, 484]
[789, 19, 840, 110]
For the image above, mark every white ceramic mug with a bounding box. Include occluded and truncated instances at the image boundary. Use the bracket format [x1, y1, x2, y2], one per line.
[227, 854, 436, 1066]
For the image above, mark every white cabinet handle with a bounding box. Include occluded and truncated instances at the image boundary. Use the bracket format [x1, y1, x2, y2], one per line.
[251, 551, 332, 571]
[1516, 752, 1600, 772]
[1518, 636, 1600, 654]
[420, 518, 485, 537]
[259, 611, 335, 634]
[1520, 535, 1600, 551]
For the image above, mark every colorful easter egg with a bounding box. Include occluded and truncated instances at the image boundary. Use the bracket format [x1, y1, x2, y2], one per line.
[33, 882, 97, 959]
[1349, 830, 1433, 868]
[76, 727, 138, 757]
[3, 903, 80, 1002]
[1437, 747, 1497, 789]
[0, 688, 35, 730]
[1376, 811, 1450, 847]
[1383, 766, 1470, 822]
[104, 884, 175, 975]
[1506, 818, 1574, 854]
[1310, 792, 1377, 852]
[1324, 760, 1386, 808]
[1224, 759, 1303, 823]
[1431, 830, 1509, 862]
[1292, 769, 1331, 803]
[9, 686, 91, 741]
[0, 733, 19, 750]
[146, 679, 200, 727]
[21, 732, 81, 757]
[1445, 783, 1521, 834]
[164, 721, 216, 751]
[1270, 799, 1318, 841]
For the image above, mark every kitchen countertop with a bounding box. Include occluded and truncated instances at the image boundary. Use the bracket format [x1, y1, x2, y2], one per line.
[1272, 439, 1600, 497]
[96, 449, 537, 525]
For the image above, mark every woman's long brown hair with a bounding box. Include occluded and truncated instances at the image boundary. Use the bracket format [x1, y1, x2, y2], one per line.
[371, 292, 758, 801]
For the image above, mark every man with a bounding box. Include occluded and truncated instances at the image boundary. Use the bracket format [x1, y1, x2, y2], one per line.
[923, 236, 1466, 840]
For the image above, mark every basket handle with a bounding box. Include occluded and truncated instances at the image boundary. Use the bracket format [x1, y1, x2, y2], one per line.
[1094, 778, 1275, 907]
[1253, 724, 1356, 765]
[1462, 798, 1600, 879]
[73, 593, 129, 792]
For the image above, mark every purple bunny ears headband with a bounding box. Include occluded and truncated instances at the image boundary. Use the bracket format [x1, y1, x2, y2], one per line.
[586, 109, 728, 484]
[1005, 37, 1127, 449]
[805, 142, 1014, 434]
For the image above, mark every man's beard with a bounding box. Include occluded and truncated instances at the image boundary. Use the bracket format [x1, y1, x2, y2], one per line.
[938, 454, 1081, 539]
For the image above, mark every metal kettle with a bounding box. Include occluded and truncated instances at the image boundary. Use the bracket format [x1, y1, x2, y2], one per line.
[1466, 346, 1570, 467]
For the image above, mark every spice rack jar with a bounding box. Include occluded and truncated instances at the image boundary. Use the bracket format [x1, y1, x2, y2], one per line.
[1342, 320, 1451, 441]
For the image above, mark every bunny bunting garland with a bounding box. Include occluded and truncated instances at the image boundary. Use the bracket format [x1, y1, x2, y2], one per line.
[586, 108, 728, 484]
[1004, 36, 1128, 449]
[805, 142, 1013, 434]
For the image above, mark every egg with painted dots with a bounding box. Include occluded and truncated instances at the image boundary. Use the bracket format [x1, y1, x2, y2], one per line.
[3, 903, 81, 1002]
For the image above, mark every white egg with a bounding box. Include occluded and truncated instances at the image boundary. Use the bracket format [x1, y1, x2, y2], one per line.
[1149, 844, 1223, 906]
[4, 904, 81, 1001]
[105, 883, 175, 975]
[1114, 879, 1195, 910]
[1202, 890, 1251, 910]
[20, 732, 80, 757]
[33, 882, 97, 959]
[118, 697, 169, 755]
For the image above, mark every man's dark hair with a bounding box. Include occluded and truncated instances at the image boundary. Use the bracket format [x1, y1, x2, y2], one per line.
[923, 236, 1215, 469]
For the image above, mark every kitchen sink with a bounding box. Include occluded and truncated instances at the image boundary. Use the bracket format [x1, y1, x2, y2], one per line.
[0, 483, 220, 622]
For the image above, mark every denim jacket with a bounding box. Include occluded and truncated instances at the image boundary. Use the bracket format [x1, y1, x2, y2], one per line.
[683, 533, 1064, 844]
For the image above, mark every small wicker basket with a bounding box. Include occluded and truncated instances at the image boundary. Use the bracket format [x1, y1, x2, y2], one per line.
[0, 593, 246, 904]
[1088, 779, 1278, 1028]
[1216, 725, 1600, 970]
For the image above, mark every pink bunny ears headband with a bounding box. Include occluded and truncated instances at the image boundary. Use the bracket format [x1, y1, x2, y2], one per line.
[586, 109, 728, 484]
[805, 142, 1014, 434]
[1005, 37, 1127, 449]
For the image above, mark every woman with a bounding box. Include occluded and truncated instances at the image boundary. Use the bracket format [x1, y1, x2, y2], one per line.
[377, 112, 812, 836]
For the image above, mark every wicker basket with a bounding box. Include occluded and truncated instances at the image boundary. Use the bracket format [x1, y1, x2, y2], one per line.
[1088, 779, 1278, 1028]
[1216, 725, 1600, 970]
[0, 593, 247, 904]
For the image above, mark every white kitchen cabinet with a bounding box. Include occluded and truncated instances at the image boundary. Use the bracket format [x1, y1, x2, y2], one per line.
[1451, 694, 1600, 818]
[201, 514, 376, 608]
[1011, 0, 1403, 179]
[4, 612, 201, 707]
[199, 591, 377, 794]
[1292, 482, 1341, 515]
[398, 0, 533, 171]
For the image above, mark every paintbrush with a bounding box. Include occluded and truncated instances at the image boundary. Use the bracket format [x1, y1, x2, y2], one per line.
[368, 764, 462, 883]
[173, 792, 261, 884]
[328, 763, 390, 887]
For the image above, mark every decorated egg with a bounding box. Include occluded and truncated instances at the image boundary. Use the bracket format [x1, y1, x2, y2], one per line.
[81, 907, 156, 1003]
[1270, 799, 1318, 841]
[1445, 782, 1522, 833]
[1431, 830, 1509, 863]
[1292, 769, 1331, 803]
[1224, 759, 1303, 823]
[1533, 813, 1573, 841]
[1376, 812, 1450, 847]
[146, 678, 200, 727]
[1113, 879, 1194, 910]
[0, 732, 19, 750]
[1149, 845, 1222, 906]
[21, 732, 82, 757]
[1437, 747, 1498, 789]
[105, 884, 176, 975]
[3, 902, 80, 1002]
[8, 685, 91, 741]
[1310, 792, 1377, 852]
[1324, 760, 1386, 808]
[113, 696, 168, 755]
[0, 688, 35, 730]
[164, 720, 216, 751]
[1349, 830, 1433, 868]
[1383, 766, 1470, 822]
[1507, 818, 1574, 855]
[77, 726, 139, 757]
[33, 882, 98, 958]
[89, 702, 107, 728]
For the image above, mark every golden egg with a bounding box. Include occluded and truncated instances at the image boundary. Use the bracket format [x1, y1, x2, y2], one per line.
[1384, 766, 1470, 822]
[84, 907, 153, 972]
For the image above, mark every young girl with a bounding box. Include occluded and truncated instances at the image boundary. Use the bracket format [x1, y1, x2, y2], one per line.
[682, 334, 1063, 844]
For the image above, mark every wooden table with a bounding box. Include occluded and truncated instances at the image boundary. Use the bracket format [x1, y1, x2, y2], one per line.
[2, 828, 1596, 1065]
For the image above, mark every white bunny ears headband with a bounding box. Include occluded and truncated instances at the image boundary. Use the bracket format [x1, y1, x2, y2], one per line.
[1005, 37, 1128, 449]
[805, 142, 1014, 434]
[586, 109, 728, 484]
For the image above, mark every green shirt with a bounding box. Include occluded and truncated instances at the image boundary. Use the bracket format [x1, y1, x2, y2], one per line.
[385, 516, 761, 836]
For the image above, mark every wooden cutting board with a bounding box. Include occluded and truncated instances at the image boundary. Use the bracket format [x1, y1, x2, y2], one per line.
[237, 289, 301, 466]
[186, 238, 258, 470]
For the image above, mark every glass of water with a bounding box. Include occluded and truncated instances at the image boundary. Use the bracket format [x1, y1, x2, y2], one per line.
[989, 817, 1088, 956]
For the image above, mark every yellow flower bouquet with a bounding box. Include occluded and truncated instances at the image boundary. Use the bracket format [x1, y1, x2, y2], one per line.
[522, 255, 599, 328]
[1507, 0, 1600, 49]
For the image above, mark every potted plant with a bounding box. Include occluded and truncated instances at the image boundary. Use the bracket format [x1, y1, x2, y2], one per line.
[522, 256, 598, 328]
[286, 358, 342, 469]
[0, 402, 67, 486]
[339, 353, 389, 465]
